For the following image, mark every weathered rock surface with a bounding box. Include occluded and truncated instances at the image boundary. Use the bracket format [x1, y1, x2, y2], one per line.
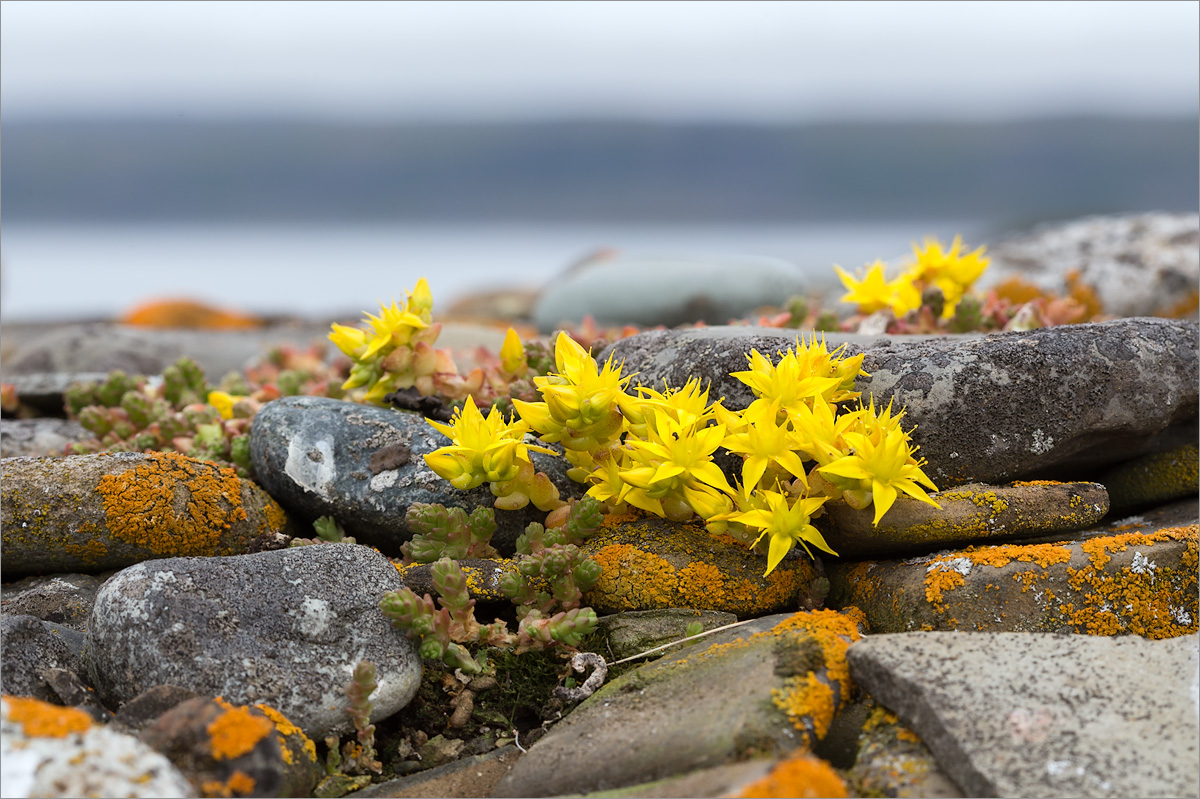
[580, 516, 819, 617]
[977, 212, 1200, 318]
[250, 396, 584, 556]
[1, 452, 296, 579]
[0, 615, 86, 704]
[602, 318, 1199, 487]
[846, 704, 965, 798]
[493, 610, 861, 797]
[348, 745, 523, 798]
[847, 631, 1200, 798]
[0, 418, 91, 458]
[85, 543, 422, 739]
[533, 253, 808, 331]
[1, 572, 101, 631]
[820, 481, 1109, 559]
[828, 522, 1198, 636]
[595, 608, 739, 660]
[1, 695, 195, 798]
[1098, 443, 1199, 512]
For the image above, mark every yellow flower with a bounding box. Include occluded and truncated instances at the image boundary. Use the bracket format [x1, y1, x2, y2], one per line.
[328, 323, 368, 359]
[621, 412, 734, 521]
[732, 348, 842, 419]
[206, 390, 244, 420]
[360, 299, 429, 360]
[907, 236, 989, 316]
[725, 488, 833, 576]
[632, 377, 715, 431]
[425, 396, 555, 489]
[499, 327, 526, 376]
[720, 400, 810, 491]
[786, 396, 857, 466]
[817, 404, 940, 525]
[834, 261, 921, 317]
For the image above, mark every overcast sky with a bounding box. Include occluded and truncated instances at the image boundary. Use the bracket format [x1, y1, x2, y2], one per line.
[2, 0, 1198, 122]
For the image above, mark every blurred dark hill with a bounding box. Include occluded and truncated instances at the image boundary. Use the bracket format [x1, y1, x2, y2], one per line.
[2, 116, 1196, 225]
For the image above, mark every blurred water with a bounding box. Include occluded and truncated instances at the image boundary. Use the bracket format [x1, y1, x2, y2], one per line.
[0, 221, 990, 323]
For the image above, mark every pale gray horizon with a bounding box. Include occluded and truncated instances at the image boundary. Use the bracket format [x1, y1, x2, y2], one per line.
[2, 0, 1197, 122]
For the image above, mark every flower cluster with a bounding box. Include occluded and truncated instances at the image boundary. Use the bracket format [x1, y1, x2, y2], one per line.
[425, 327, 941, 577]
[835, 235, 989, 321]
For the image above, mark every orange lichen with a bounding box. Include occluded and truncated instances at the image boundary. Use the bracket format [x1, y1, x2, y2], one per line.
[97, 451, 248, 556]
[201, 770, 257, 798]
[773, 672, 836, 738]
[3, 695, 93, 737]
[924, 569, 965, 608]
[255, 703, 318, 765]
[207, 704, 274, 761]
[120, 299, 261, 330]
[734, 750, 848, 798]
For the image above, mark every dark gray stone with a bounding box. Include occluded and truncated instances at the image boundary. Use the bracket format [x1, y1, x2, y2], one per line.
[249, 396, 584, 556]
[1, 573, 101, 631]
[0, 418, 91, 458]
[85, 543, 421, 738]
[533, 254, 809, 331]
[847, 632, 1200, 798]
[601, 318, 1199, 487]
[1, 614, 86, 703]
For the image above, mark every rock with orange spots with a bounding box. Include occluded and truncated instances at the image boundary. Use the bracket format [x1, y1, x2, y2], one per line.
[845, 704, 965, 798]
[826, 517, 1199, 637]
[493, 610, 863, 797]
[140, 696, 321, 798]
[819, 481, 1109, 559]
[602, 317, 1199, 488]
[728, 749, 849, 798]
[579, 516, 820, 617]
[249, 396, 581, 556]
[974, 212, 1199, 319]
[0, 452, 296, 579]
[0, 695, 194, 798]
[85, 543, 421, 739]
[847, 631, 1200, 798]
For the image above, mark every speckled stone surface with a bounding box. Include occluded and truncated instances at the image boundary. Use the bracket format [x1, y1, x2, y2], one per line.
[249, 396, 584, 556]
[85, 543, 421, 739]
[847, 631, 1200, 798]
[602, 318, 1199, 487]
[0, 418, 91, 458]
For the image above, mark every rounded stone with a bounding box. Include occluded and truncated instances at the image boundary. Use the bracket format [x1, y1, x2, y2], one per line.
[249, 395, 583, 556]
[533, 254, 808, 331]
[85, 543, 422, 739]
[1, 452, 296, 579]
[579, 515, 820, 617]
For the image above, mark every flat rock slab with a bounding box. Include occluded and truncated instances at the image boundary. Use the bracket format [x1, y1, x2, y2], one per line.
[821, 481, 1109, 559]
[250, 395, 583, 556]
[0, 418, 91, 458]
[1, 451, 295, 579]
[580, 516, 819, 617]
[85, 543, 422, 739]
[847, 632, 1200, 798]
[493, 610, 862, 797]
[601, 318, 1199, 487]
[828, 524, 1198, 637]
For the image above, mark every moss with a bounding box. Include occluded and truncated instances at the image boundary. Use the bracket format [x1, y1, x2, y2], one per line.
[3, 695, 93, 737]
[207, 701, 275, 761]
[732, 749, 848, 798]
[97, 451, 248, 557]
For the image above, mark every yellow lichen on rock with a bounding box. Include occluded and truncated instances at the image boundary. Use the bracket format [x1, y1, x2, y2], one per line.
[255, 703, 318, 765]
[207, 703, 275, 761]
[2, 695, 93, 737]
[733, 749, 849, 798]
[97, 451, 248, 557]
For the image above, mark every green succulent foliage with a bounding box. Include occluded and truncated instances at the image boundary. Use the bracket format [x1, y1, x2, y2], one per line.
[290, 515, 358, 547]
[162, 357, 210, 407]
[401, 504, 500, 562]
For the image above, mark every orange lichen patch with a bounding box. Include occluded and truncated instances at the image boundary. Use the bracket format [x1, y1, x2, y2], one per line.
[3, 695, 93, 737]
[121, 299, 261, 330]
[62, 536, 109, 567]
[733, 750, 848, 798]
[924, 570, 965, 608]
[201, 770, 257, 798]
[97, 452, 248, 557]
[990, 277, 1045, 306]
[588, 543, 679, 609]
[1012, 480, 1064, 486]
[207, 704, 275, 761]
[860, 704, 922, 744]
[255, 703, 318, 765]
[761, 611, 862, 739]
[1060, 525, 1198, 638]
[773, 672, 836, 738]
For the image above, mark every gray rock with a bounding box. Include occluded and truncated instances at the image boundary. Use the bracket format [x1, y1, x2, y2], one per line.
[596, 608, 739, 661]
[493, 610, 862, 797]
[348, 745, 523, 798]
[0, 418, 91, 458]
[0, 615, 86, 703]
[249, 396, 584, 556]
[1, 696, 195, 798]
[1, 573, 101, 631]
[601, 318, 1199, 487]
[977, 212, 1200, 319]
[1, 452, 296, 579]
[85, 543, 422, 739]
[847, 632, 1200, 798]
[533, 254, 808, 331]
[2, 322, 335, 380]
[847, 704, 965, 797]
